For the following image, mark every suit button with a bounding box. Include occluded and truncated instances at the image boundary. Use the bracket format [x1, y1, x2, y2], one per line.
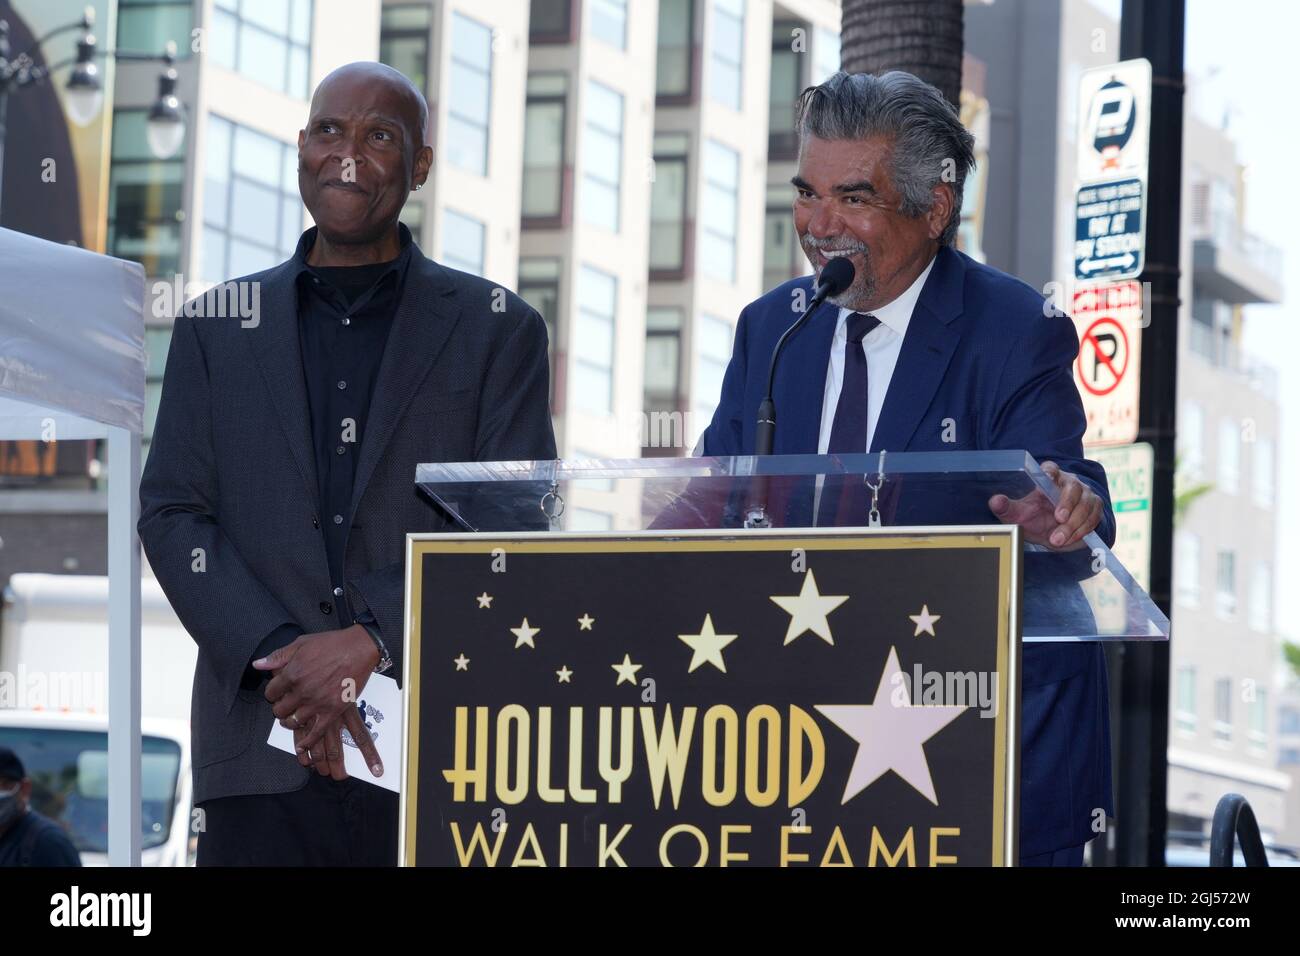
[333, 514, 344, 525]
[320, 601, 333, 615]
[333, 586, 344, 597]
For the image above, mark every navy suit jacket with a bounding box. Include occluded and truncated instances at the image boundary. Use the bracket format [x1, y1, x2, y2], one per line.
[700, 245, 1115, 857]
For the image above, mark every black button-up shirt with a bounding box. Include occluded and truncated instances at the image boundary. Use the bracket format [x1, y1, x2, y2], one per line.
[294, 224, 414, 627]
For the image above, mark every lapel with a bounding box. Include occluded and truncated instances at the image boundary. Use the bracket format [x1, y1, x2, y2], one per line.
[346, 250, 463, 519]
[244, 258, 319, 508]
[869, 246, 966, 453]
[773, 287, 838, 455]
[243, 245, 464, 519]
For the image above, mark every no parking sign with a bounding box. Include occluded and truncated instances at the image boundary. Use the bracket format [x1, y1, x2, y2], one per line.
[1073, 281, 1142, 447]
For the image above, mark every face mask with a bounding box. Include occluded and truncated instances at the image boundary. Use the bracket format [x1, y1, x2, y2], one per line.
[0, 786, 22, 829]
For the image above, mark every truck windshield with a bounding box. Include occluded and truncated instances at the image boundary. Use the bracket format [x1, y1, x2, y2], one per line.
[0, 728, 181, 852]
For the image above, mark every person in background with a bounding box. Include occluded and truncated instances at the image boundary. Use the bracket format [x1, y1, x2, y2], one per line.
[0, 746, 82, 867]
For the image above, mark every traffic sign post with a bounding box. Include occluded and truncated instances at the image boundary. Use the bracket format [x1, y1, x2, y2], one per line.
[1089, 442, 1154, 592]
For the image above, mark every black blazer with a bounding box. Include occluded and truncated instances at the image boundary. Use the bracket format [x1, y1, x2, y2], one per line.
[138, 240, 557, 805]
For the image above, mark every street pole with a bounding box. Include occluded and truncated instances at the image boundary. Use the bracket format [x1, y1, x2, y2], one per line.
[1117, 0, 1185, 868]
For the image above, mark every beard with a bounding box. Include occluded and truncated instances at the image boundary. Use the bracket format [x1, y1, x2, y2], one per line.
[800, 235, 876, 311]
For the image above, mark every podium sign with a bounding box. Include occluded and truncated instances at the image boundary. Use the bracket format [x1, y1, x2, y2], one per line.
[400, 528, 1020, 867]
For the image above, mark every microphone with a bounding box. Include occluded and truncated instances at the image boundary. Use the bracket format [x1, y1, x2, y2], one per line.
[754, 255, 855, 456]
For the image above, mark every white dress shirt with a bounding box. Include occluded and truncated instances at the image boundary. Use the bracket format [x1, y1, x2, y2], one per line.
[816, 255, 937, 454]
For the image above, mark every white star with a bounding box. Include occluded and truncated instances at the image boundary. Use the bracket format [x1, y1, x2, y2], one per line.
[510, 618, 540, 649]
[453, 654, 470, 671]
[476, 592, 493, 609]
[909, 605, 941, 637]
[815, 646, 967, 806]
[769, 570, 849, 646]
[611, 654, 642, 686]
[677, 613, 739, 673]
[556, 665, 573, 683]
[578, 613, 595, 631]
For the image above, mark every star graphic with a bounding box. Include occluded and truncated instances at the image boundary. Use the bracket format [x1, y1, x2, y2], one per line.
[769, 570, 850, 646]
[510, 618, 540, 649]
[815, 646, 967, 806]
[556, 665, 573, 683]
[611, 654, 642, 686]
[909, 605, 941, 637]
[677, 613, 739, 674]
[476, 592, 493, 609]
[578, 613, 595, 631]
[453, 654, 470, 671]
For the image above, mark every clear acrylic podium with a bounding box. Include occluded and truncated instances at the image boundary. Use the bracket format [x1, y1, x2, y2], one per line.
[413, 450, 1169, 644]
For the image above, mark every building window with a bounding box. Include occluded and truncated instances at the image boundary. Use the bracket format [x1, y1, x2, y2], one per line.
[764, 184, 802, 291]
[1217, 418, 1239, 495]
[1175, 531, 1200, 608]
[1175, 665, 1196, 733]
[108, 109, 186, 278]
[581, 81, 623, 232]
[523, 74, 568, 220]
[1179, 401, 1204, 480]
[1214, 678, 1232, 743]
[1252, 437, 1274, 508]
[118, 0, 194, 58]
[530, 0, 573, 42]
[708, 0, 745, 111]
[1282, 707, 1300, 735]
[699, 139, 739, 282]
[649, 133, 689, 273]
[694, 313, 733, 436]
[448, 13, 493, 175]
[1248, 562, 1271, 633]
[813, 26, 840, 84]
[144, 326, 173, 455]
[574, 265, 617, 414]
[202, 115, 301, 281]
[379, 4, 432, 92]
[518, 258, 561, 402]
[591, 0, 627, 50]
[1248, 689, 1268, 753]
[769, 21, 803, 159]
[1281, 747, 1300, 766]
[440, 209, 485, 276]
[644, 307, 683, 407]
[399, 198, 426, 247]
[211, 0, 312, 99]
[656, 0, 693, 98]
[1215, 549, 1236, 620]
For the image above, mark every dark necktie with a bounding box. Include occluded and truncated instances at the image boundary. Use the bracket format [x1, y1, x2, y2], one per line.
[819, 312, 881, 527]
[827, 312, 881, 454]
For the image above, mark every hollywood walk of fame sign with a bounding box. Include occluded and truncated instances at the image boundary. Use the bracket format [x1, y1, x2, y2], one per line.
[400, 528, 1021, 867]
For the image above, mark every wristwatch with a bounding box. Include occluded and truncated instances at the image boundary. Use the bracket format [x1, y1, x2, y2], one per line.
[354, 609, 393, 675]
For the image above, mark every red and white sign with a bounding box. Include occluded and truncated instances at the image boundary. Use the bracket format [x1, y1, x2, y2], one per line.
[1073, 280, 1142, 447]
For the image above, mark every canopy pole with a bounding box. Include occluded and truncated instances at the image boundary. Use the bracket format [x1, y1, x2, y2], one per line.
[107, 424, 142, 866]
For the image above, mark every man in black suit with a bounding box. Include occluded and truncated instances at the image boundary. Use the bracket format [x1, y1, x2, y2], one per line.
[138, 62, 557, 865]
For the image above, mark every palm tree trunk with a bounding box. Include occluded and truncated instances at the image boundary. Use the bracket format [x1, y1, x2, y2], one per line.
[840, 0, 965, 108]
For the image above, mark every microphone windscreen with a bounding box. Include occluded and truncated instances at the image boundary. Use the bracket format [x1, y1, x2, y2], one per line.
[818, 255, 856, 297]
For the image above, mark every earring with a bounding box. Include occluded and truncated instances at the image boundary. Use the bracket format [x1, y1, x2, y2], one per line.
[415, 183, 423, 190]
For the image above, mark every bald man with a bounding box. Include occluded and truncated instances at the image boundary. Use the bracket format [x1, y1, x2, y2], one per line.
[139, 62, 557, 865]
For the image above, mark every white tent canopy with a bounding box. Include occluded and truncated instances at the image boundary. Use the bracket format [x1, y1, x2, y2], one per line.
[0, 226, 146, 865]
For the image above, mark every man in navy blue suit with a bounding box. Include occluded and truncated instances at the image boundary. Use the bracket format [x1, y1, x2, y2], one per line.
[700, 71, 1115, 866]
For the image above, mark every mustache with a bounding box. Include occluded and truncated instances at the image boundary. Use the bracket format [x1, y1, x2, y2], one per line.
[801, 237, 868, 255]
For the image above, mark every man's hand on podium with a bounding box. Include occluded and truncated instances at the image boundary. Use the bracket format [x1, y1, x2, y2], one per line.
[987, 461, 1102, 551]
[253, 625, 386, 778]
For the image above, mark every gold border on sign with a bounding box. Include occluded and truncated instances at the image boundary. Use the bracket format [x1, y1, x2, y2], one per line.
[398, 526, 1020, 868]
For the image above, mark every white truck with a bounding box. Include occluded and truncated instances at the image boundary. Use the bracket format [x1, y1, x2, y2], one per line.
[0, 572, 196, 865]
